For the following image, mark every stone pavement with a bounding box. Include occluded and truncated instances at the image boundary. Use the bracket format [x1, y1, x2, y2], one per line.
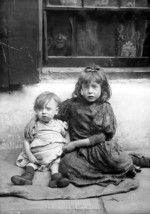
[0, 149, 150, 214]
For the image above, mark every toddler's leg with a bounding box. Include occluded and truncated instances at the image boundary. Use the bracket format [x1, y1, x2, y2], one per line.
[49, 160, 69, 188]
[11, 164, 37, 185]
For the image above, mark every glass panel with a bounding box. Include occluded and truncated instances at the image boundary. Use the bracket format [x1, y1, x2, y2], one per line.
[117, 13, 147, 57]
[45, 10, 150, 58]
[143, 18, 150, 56]
[121, 0, 148, 7]
[84, 0, 118, 7]
[47, 0, 82, 6]
[77, 11, 116, 56]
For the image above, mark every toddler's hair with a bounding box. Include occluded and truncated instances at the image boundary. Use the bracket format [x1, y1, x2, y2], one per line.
[73, 65, 111, 101]
[34, 91, 61, 111]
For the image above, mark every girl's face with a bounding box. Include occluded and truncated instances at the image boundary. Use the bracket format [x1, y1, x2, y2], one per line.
[36, 99, 58, 123]
[81, 80, 101, 103]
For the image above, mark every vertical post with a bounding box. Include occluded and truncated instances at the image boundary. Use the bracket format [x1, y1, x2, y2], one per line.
[82, 0, 84, 7]
[71, 15, 77, 56]
[115, 14, 118, 57]
[0, 0, 9, 88]
[44, 10, 48, 61]
[38, 0, 43, 72]
[117, 0, 121, 8]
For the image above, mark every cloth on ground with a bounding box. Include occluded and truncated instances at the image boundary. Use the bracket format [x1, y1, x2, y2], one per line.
[0, 160, 139, 201]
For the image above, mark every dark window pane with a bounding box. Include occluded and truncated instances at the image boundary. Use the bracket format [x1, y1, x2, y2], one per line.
[47, 12, 72, 56]
[45, 9, 150, 58]
[77, 12, 116, 56]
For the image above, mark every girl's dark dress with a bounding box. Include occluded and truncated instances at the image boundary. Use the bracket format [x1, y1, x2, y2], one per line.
[58, 97, 133, 186]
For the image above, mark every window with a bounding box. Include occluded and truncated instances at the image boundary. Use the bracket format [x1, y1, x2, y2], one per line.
[43, 0, 150, 67]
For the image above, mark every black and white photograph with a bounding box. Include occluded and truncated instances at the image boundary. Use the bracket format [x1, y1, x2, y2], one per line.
[0, 0, 150, 213]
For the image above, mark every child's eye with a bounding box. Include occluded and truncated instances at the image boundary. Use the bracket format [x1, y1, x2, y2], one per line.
[46, 107, 51, 111]
[82, 85, 89, 89]
[92, 84, 99, 89]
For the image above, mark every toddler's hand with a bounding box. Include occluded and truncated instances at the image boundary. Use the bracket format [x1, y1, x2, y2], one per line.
[28, 153, 38, 164]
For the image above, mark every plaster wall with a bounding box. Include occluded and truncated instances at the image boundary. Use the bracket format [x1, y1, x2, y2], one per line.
[0, 78, 150, 150]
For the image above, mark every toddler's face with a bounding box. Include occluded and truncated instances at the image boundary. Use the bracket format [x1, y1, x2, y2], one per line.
[81, 80, 101, 103]
[36, 99, 58, 123]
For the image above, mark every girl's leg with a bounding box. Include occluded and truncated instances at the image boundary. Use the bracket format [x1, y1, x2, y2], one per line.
[49, 160, 69, 188]
[129, 153, 150, 168]
[11, 163, 37, 185]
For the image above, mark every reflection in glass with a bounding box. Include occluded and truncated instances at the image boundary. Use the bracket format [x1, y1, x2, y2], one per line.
[143, 22, 150, 56]
[47, 14, 72, 56]
[46, 10, 150, 57]
[77, 12, 115, 56]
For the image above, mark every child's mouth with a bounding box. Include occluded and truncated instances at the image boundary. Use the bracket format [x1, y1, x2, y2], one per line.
[42, 116, 50, 122]
[88, 96, 94, 99]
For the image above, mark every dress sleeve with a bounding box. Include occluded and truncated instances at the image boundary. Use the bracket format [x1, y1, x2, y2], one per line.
[59, 120, 68, 137]
[89, 102, 117, 145]
[57, 99, 71, 122]
[24, 116, 37, 142]
[102, 102, 117, 139]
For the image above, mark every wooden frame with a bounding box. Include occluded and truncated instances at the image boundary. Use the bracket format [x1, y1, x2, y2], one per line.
[44, 10, 48, 61]
[38, 0, 43, 71]
[44, 57, 150, 67]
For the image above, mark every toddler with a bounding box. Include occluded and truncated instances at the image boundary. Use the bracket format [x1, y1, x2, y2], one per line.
[11, 92, 69, 188]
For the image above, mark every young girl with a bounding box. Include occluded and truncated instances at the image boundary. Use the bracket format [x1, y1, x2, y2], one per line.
[11, 92, 69, 188]
[25, 66, 150, 187]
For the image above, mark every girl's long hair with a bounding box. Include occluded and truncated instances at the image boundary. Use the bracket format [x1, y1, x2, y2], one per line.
[73, 65, 111, 102]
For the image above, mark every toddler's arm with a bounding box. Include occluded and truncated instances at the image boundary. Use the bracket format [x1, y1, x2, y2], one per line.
[24, 139, 38, 164]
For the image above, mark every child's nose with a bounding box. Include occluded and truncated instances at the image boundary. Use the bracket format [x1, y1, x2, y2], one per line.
[88, 87, 93, 93]
[58, 33, 62, 39]
[42, 108, 46, 113]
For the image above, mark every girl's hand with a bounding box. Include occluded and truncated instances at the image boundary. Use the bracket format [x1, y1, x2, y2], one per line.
[24, 117, 37, 141]
[28, 153, 38, 164]
[62, 143, 76, 154]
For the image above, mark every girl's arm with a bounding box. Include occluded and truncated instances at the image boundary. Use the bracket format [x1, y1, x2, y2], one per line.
[24, 139, 38, 164]
[63, 133, 105, 153]
[24, 116, 38, 141]
[65, 132, 70, 143]
[57, 99, 71, 122]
